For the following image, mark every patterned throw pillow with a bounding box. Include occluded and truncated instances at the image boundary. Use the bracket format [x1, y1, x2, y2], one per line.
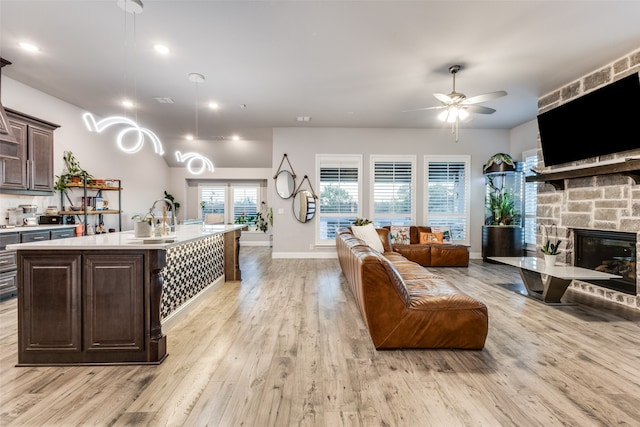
[419, 231, 443, 244]
[389, 226, 411, 245]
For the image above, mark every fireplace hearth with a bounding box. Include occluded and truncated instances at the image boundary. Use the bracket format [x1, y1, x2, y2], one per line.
[574, 229, 637, 295]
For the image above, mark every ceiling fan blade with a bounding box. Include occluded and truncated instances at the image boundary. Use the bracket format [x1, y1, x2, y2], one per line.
[465, 105, 496, 114]
[402, 106, 446, 113]
[462, 90, 507, 105]
[433, 93, 453, 103]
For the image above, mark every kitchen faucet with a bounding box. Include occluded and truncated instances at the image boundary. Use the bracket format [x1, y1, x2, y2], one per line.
[148, 198, 176, 233]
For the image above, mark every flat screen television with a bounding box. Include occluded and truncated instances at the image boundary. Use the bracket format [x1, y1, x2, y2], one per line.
[537, 72, 640, 167]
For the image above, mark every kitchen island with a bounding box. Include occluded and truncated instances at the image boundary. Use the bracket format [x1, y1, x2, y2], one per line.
[7, 223, 244, 366]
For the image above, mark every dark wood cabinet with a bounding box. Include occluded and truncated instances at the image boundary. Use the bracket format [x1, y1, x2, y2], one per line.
[19, 253, 82, 358]
[0, 232, 19, 300]
[482, 225, 524, 261]
[0, 109, 59, 193]
[84, 254, 144, 352]
[17, 250, 167, 365]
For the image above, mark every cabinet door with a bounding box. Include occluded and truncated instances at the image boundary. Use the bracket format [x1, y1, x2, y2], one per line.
[28, 123, 54, 191]
[20, 253, 82, 357]
[0, 119, 28, 190]
[84, 254, 145, 351]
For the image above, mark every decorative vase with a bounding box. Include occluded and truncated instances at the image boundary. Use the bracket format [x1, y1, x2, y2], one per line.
[543, 253, 558, 266]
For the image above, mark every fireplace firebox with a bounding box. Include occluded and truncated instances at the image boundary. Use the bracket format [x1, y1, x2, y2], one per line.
[574, 229, 637, 295]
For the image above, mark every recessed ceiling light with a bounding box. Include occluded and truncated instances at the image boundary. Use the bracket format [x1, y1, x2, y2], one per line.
[154, 44, 170, 55]
[185, 134, 194, 141]
[19, 42, 39, 52]
[232, 135, 240, 141]
[122, 100, 134, 108]
[296, 116, 311, 122]
[209, 102, 219, 110]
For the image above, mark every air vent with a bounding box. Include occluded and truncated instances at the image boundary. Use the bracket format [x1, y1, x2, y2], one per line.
[154, 97, 175, 104]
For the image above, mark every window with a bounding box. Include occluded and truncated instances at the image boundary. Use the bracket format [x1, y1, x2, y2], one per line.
[523, 149, 539, 249]
[199, 185, 226, 219]
[198, 182, 263, 224]
[233, 186, 258, 222]
[317, 155, 362, 244]
[370, 155, 415, 227]
[424, 155, 470, 243]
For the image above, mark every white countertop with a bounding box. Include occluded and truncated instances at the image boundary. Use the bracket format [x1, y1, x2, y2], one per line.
[6, 223, 244, 251]
[488, 256, 622, 280]
[0, 224, 76, 234]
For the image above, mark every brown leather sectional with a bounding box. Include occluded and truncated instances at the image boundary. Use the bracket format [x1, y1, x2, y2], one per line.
[383, 225, 470, 267]
[336, 227, 488, 350]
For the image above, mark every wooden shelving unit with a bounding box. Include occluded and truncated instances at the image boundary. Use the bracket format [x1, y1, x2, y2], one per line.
[525, 159, 640, 190]
[60, 179, 122, 234]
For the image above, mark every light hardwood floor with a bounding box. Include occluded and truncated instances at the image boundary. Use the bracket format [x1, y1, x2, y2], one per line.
[1, 247, 640, 426]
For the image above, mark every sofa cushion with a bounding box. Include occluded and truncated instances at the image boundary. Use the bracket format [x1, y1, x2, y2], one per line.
[351, 223, 384, 253]
[389, 226, 411, 245]
[419, 231, 443, 243]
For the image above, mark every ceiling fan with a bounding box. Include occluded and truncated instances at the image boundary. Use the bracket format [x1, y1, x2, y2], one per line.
[404, 64, 507, 141]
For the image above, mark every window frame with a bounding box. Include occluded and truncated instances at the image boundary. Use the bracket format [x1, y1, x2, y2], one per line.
[315, 154, 363, 246]
[423, 155, 471, 245]
[369, 154, 416, 227]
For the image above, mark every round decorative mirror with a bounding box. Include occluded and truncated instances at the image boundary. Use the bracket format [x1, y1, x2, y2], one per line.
[292, 190, 316, 223]
[275, 170, 296, 199]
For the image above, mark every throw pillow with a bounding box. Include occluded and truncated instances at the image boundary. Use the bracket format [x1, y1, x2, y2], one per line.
[419, 231, 443, 244]
[351, 223, 385, 253]
[389, 226, 411, 245]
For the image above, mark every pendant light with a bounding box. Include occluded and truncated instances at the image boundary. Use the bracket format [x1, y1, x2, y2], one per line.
[174, 72, 214, 174]
[82, 0, 164, 155]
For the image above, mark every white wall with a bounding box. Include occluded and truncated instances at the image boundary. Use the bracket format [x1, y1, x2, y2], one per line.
[509, 119, 539, 161]
[271, 126, 528, 258]
[1, 77, 169, 231]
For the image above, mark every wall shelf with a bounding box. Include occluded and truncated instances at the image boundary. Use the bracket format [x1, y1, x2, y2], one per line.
[525, 159, 640, 190]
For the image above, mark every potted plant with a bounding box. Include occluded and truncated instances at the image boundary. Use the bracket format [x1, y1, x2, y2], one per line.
[54, 151, 94, 191]
[131, 213, 153, 238]
[540, 224, 562, 266]
[353, 217, 372, 226]
[163, 191, 180, 211]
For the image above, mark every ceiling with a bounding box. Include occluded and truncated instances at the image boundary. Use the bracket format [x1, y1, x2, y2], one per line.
[1, 1, 640, 169]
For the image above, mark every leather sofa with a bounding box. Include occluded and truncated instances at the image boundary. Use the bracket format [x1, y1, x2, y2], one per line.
[383, 225, 469, 267]
[336, 227, 488, 350]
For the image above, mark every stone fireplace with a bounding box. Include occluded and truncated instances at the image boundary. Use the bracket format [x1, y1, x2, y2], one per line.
[534, 49, 640, 310]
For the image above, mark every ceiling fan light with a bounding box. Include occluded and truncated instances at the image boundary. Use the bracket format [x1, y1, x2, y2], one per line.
[458, 109, 470, 121]
[438, 110, 449, 122]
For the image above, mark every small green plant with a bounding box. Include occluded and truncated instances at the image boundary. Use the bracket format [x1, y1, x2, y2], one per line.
[255, 211, 269, 233]
[541, 239, 562, 255]
[540, 224, 562, 255]
[353, 217, 372, 226]
[163, 191, 180, 210]
[234, 213, 249, 224]
[131, 213, 153, 225]
[54, 151, 94, 191]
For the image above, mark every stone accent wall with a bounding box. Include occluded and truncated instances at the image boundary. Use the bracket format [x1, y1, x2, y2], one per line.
[536, 48, 640, 310]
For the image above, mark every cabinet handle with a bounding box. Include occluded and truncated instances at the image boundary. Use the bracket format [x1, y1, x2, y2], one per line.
[32, 236, 45, 240]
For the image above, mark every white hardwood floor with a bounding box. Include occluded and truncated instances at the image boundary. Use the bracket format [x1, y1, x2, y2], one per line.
[1, 246, 639, 426]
